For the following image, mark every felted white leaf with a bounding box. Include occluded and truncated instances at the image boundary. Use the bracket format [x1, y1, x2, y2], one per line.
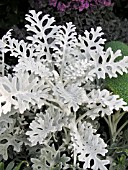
[25, 10, 57, 41]
[53, 82, 88, 112]
[53, 22, 77, 54]
[0, 121, 23, 160]
[26, 107, 69, 146]
[25, 10, 58, 60]
[0, 71, 50, 114]
[52, 22, 78, 74]
[1, 30, 48, 68]
[88, 48, 128, 79]
[0, 30, 12, 53]
[0, 109, 16, 135]
[2, 31, 30, 59]
[63, 58, 92, 84]
[86, 89, 127, 120]
[31, 144, 70, 170]
[78, 27, 106, 61]
[14, 56, 53, 79]
[70, 120, 109, 170]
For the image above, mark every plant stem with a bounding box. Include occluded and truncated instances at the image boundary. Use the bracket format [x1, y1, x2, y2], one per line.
[104, 116, 109, 124]
[60, 44, 66, 81]
[76, 112, 87, 123]
[108, 115, 115, 143]
[113, 120, 128, 142]
[2, 52, 4, 76]
[104, 111, 127, 144]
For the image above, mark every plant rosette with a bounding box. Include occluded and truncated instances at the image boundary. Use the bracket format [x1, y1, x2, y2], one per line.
[0, 10, 128, 170]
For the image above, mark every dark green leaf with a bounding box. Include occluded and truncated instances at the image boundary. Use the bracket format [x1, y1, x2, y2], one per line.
[105, 41, 128, 103]
[0, 162, 4, 170]
[5, 161, 14, 170]
[13, 161, 29, 170]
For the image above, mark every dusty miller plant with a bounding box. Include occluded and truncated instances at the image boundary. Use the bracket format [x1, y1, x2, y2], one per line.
[0, 10, 128, 170]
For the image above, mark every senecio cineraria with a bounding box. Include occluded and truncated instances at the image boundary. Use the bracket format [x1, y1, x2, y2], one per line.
[0, 10, 128, 170]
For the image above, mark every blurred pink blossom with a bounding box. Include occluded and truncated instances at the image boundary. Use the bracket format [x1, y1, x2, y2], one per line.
[49, 0, 57, 7]
[49, 0, 112, 12]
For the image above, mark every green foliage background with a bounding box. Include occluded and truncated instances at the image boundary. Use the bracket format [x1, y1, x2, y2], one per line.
[105, 41, 128, 103]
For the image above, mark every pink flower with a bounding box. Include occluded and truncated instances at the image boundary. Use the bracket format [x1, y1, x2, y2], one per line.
[79, 1, 90, 11]
[48, 0, 112, 12]
[49, 0, 57, 7]
[57, 2, 70, 11]
[95, 0, 112, 6]
[103, 0, 112, 6]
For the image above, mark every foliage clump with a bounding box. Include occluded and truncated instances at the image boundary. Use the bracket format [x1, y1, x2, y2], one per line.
[0, 10, 128, 169]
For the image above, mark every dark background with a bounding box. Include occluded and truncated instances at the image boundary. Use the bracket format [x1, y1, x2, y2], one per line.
[0, 0, 128, 42]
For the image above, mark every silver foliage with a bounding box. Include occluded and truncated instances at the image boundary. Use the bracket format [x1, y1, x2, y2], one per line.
[0, 10, 128, 169]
